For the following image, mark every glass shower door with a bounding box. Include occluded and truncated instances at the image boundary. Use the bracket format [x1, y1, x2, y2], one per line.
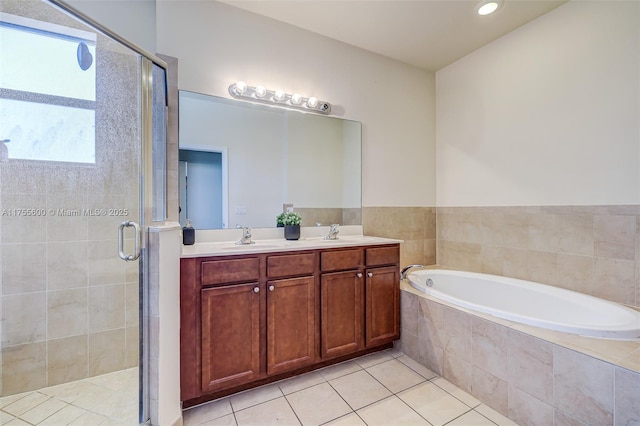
[0, 1, 162, 424]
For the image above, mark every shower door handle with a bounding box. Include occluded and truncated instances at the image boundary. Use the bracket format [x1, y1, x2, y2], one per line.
[118, 221, 141, 261]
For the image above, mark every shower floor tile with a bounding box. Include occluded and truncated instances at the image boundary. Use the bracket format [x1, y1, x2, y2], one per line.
[0, 368, 138, 425]
[183, 350, 518, 426]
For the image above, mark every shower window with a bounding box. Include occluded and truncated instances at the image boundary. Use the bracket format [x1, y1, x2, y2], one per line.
[0, 13, 96, 163]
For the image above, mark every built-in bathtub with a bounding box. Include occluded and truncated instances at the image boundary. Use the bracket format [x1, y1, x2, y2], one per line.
[407, 269, 640, 340]
[399, 268, 640, 425]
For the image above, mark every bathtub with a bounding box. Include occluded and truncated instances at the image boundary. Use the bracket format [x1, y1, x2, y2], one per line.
[407, 269, 640, 340]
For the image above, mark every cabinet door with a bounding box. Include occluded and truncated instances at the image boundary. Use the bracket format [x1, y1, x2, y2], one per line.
[267, 276, 316, 375]
[201, 283, 261, 393]
[321, 270, 364, 358]
[365, 266, 400, 347]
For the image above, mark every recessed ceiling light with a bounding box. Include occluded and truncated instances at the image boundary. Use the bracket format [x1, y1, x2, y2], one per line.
[476, 0, 502, 16]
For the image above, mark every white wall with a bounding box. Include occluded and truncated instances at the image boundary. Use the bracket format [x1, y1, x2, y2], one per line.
[436, 0, 640, 207]
[66, 0, 156, 53]
[156, 0, 436, 207]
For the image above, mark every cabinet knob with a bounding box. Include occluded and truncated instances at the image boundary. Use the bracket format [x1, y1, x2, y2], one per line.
[253, 287, 260, 293]
[368, 272, 373, 277]
[269, 285, 275, 291]
[357, 273, 363, 278]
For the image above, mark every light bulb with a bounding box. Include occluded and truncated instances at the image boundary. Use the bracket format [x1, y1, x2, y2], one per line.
[291, 93, 302, 105]
[255, 86, 267, 98]
[234, 81, 247, 94]
[477, 1, 499, 15]
[307, 97, 318, 108]
[274, 90, 286, 102]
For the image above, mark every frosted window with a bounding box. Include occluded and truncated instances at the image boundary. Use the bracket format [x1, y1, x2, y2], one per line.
[0, 99, 95, 163]
[0, 14, 96, 163]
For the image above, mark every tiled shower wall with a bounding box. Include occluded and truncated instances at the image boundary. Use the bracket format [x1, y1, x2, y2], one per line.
[0, 1, 139, 396]
[437, 206, 640, 308]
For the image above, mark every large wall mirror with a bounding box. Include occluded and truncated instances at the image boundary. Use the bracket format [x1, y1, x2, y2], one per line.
[179, 91, 362, 230]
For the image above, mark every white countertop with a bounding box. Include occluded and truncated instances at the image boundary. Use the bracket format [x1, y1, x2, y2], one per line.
[180, 225, 402, 257]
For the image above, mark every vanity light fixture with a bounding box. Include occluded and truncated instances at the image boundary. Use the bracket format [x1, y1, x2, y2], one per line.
[229, 81, 332, 115]
[476, 0, 502, 15]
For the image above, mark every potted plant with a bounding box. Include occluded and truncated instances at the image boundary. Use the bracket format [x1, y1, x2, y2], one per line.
[276, 213, 285, 227]
[281, 211, 302, 240]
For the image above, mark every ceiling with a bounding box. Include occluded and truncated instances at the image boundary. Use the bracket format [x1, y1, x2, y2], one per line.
[218, 0, 567, 71]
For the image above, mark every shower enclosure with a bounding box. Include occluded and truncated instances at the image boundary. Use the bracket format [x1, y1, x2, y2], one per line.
[0, 0, 166, 424]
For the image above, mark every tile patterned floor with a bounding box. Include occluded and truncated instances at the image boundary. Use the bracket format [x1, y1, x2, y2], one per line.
[183, 349, 518, 426]
[0, 368, 138, 425]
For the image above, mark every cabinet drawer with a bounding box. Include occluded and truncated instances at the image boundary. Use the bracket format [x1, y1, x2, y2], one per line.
[366, 246, 399, 267]
[321, 248, 363, 272]
[268, 253, 315, 278]
[201, 258, 260, 286]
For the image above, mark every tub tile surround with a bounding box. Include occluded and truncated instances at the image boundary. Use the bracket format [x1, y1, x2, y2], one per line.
[400, 284, 640, 425]
[362, 206, 436, 267]
[436, 205, 640, 308]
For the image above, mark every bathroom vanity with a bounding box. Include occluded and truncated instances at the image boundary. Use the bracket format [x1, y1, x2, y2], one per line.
[180, 236, 400, 406]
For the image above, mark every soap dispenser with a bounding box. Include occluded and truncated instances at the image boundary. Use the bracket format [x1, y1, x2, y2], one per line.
[182, 219, 195, 245]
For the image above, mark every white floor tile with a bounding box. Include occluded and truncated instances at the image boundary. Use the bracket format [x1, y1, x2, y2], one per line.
[323, 412, 367, 426]
[229, 384, 283, 412]
[365, 359, 426, 393]
[200, 413, 238, 426]
[278, 371, 325, 395]
[329, 370, 392, 410]
[353, 351, 394, 369]
[184, 398, 233, 425]
[357, 396, 430, 426]
[3, 392, 50, 417]
[475, 404, 519, 426]
[18, 397, 66, 424]
[38, 404, 87, 426]
[317, 361, 362, 382]
[398, 382, 471, 426]
[286, 383, 351, 426]
[447, 410, 497, 426]
[396, 355, 438, 380]
[432, 377, 481, 408]
[235, 397, 300, 426]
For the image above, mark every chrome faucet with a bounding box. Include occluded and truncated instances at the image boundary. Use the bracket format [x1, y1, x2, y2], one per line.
[400, 264, 425, 280]
[235, 227, 255, 245]
[324, 224, 340, 240]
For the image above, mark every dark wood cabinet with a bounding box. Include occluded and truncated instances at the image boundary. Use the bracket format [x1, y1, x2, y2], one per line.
[321, 270, 364, 358]
[181, 243, 399, 407]
[365, 266, 400, 347]
[200, 283, 261, 393]
[267, 276, 316, 375]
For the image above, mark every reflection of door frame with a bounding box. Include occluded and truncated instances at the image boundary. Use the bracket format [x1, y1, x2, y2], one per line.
[180, 144, 228, 228]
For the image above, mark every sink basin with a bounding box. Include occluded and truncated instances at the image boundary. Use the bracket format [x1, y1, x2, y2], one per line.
[220, 243, 288, 250]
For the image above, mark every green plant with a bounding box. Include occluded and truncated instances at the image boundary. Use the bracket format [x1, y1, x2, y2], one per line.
[276, 213, 286, 226]
[280, 211, 302, 226]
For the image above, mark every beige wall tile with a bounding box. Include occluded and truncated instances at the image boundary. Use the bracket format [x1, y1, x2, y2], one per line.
[557, 254, 593, 293]
[501, 211, 531, 249]
[45, 193, 88, 242]
[47, 335, 88, 386]
[553, 346, 613, 425]
[471, 318, 508, 381]
[47, 242, 88, 290]
[480, 246, 503, 275]
[594, 215, 636, 260]
[125, 282, 139, 328]
[88, 241, 125, 286]
[528, 213, 560, 253]
[506, 330, 553, 404]
[48, 289, 87, 339]
[1, 243, 46, 295]
[507, 386, 553, 426]
[614, 367, 640, 425]
[1, 342, 46, 395]
[400, 291, 418, 336]
[89, 329, 126, 377]
[0, 193, 47, 244]
[592, 258, 635, 305]
[442, 354, 471, 393]
[471, 367, 507, 415]
[2, 292, 46, 346]
[125, 326, 138, 369]
[88, 284, 125, 333]
[558, 214, 594, 256]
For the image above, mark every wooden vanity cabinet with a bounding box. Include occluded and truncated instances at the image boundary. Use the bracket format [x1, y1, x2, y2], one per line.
[320, 245, 400, 359]
[266, 253, 317, 375]
[181, 243, 399, 406]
